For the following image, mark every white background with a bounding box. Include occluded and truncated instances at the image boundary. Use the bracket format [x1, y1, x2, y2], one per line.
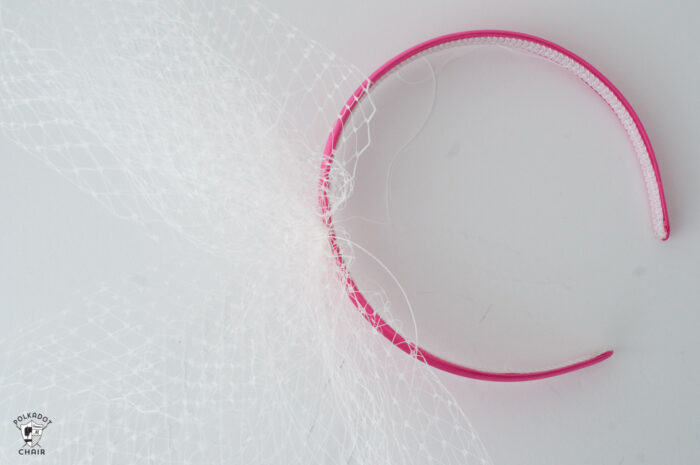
[264, 1, 700, 464]
[2, 1, 699, 464]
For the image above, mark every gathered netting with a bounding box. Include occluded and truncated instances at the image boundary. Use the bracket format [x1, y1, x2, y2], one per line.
[0, 1, 490, 464]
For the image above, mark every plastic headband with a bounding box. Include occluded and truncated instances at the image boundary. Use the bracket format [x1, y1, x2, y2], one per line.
[318, 30, 670, 382]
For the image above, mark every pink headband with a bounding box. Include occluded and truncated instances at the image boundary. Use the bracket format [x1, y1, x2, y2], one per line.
[319, 30, 669, 382]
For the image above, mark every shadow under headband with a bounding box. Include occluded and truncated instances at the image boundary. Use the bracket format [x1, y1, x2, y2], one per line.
[319, 30, 670, 382]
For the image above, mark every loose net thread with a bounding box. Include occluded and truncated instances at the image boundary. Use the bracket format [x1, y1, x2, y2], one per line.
[340, 35, 666, 240]
[424, 36, 666, 239]
[0, 1, 490, 464]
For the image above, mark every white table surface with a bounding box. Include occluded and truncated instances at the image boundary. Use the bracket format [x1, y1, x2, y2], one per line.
[263, 1, 700, 464]
[2, 1, 698, 464]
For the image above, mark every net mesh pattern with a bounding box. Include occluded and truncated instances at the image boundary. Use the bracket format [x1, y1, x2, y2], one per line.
[0, 1, 490, 464]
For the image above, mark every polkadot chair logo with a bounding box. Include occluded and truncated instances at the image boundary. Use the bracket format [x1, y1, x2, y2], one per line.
[13, 412, 52, 455]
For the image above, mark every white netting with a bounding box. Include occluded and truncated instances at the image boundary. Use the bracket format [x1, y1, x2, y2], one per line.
[0, 1, 490, 464]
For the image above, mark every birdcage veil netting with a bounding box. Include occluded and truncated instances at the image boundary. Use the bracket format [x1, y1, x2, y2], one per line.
[0, 1, 491, 464]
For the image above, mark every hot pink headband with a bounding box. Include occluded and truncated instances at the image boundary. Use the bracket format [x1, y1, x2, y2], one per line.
[319, 30, 670, 382]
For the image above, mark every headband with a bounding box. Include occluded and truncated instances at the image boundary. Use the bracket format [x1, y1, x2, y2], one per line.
[319, 30, 669, 382]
